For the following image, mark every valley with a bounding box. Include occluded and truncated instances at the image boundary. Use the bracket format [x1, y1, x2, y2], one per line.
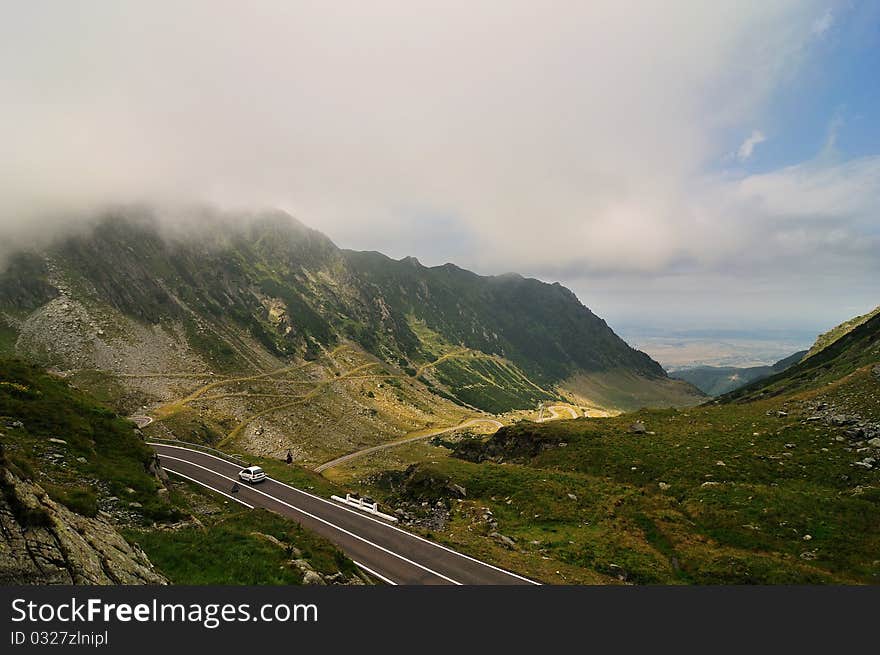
[1, 210, 876, 586]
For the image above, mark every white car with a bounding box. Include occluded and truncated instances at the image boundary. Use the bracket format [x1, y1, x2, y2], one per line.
[238, 466, 266, 484]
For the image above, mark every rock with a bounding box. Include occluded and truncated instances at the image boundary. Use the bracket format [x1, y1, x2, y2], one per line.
[629, 421, 647, 434]
[715, 460, 726, 467]
[7, 421, 24, 429]
[0, 468, 167, 584]
[147, 455, 169, 484]
[776, 411, 789, 418]
[567, 493, 578, 501]
[76, 457, 88, 464]
[302, 571, 325, 585]
[873, 365, 880, 379]
[128, 501, 143, 509]
[250, 531, 286, 549]
[499, 535, 517, 549]
[47, 438, 67, 445]
[293, 558, 314, 572]
[658, 482, 671, 491]
[701, 481, 720, 488]
[489, 532, 516, 549]
[802, 534, 812, 541]
[867, 437, 880, 448]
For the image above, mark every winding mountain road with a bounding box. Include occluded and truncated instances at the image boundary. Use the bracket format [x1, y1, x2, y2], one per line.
[537, 404, 579, 422]
[150, 442, 536, 585]
[314, 417, 504, 473]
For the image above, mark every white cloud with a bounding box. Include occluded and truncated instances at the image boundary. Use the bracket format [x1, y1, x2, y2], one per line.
[2, 1, 873, 328]
[736, 130, 767, 161]
[812, 9, 834, 36]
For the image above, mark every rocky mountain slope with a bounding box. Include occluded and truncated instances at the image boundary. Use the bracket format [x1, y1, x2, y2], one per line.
[0, 463, 167, 584]
[0, 210, 701, 465]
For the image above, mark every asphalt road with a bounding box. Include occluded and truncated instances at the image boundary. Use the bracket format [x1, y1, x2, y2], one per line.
[150, 443, 538, 586]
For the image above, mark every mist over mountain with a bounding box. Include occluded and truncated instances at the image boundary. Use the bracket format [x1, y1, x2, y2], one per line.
[0, 208, 701, 415]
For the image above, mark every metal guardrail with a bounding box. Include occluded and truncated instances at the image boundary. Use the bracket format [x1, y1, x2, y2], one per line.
[146, 437, 251, 468]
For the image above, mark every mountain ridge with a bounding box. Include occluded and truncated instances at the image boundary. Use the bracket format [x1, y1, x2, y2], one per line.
[0, 210, 701, 419]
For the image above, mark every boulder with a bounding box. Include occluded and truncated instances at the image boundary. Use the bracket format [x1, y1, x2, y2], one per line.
[629, 421, 647, 434]
[302, 571, 325, 585]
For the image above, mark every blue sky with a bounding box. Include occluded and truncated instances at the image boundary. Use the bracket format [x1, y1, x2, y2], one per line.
[731, 3, 880, 174]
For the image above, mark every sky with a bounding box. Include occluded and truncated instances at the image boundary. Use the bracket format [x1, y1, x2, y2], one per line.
[1, 1, 878, 336]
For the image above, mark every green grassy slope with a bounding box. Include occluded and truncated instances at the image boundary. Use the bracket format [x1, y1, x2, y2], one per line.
[0, 358, 357, 585]
[724, 312, 880, 402]
[805, 305, 880, 360]
[348, 307, 880, 584]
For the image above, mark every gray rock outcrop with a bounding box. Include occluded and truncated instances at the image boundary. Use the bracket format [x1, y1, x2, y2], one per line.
[0, 469, 167, 585]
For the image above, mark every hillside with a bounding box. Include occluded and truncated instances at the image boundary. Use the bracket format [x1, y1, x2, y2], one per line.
[671, 350, 806, 396]
[0, 357, 364, 585]
[804, 305, 880, 360]
[723, 311, 880, 403]
[336, 307, 880, 584]
[0, 210, 701, 466]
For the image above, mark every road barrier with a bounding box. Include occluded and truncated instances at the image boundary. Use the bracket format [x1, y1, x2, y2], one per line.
[331, 493, 398, 522]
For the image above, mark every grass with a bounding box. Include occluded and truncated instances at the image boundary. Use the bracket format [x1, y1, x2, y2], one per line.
[0, 358, 183, 524]
[805, 304, 880, 359]
[433, 355, 553, 413]
[148, 406, 226, 446]
[128, 500, 356, 585]
[0, 320, 18, 357]
[44, 483, 99, 517]
[350, 364, 880, 584]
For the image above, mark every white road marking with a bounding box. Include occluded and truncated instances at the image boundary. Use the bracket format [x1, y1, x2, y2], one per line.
[158, 453, 462, 585]
[151, 442, 540, 585]
[351, 560, 398, 585]
[164, 467, 254, 508]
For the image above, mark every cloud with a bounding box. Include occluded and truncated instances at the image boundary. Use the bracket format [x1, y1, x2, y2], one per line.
[1, 1, 873, 328]
[812, 9, 834, 36]
[736, 130, 767, 161]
